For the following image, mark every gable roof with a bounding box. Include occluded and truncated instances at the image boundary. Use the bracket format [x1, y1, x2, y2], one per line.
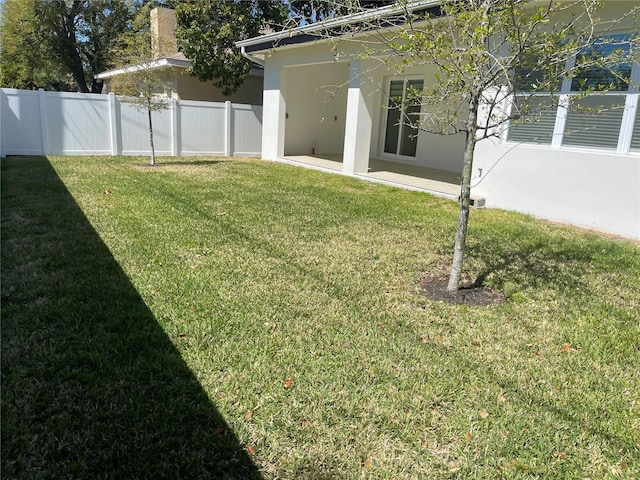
[236, 0, 443, 53]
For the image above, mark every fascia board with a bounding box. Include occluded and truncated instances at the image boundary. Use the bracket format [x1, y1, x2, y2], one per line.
[236, 0, 443, 52]
[95, 58, 190, 80]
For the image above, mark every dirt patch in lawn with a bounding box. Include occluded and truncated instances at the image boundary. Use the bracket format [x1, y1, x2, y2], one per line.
[418, 275, 505, 306]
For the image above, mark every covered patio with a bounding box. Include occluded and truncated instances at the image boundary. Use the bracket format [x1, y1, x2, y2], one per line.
[282, 155, 462, 198]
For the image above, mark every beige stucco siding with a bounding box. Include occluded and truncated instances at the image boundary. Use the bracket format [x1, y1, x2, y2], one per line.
[175, 73, 264, 105]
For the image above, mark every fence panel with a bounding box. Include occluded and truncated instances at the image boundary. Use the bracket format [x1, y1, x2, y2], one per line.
[44, 91, 112, 155]
[120, 102, 173, 156]
[180, 100, 226, 155]
[1, 89, 44, 156]
[1, 88, 262, 158]
[233, 104, 262, 156]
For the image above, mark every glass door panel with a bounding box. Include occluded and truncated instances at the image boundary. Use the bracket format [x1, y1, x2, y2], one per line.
[383, 79, 424, 157]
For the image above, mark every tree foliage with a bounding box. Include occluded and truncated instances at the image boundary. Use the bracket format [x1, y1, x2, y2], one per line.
[1, 0, 140, 92]
[353, 0, 639, 293]
[174, 0, 288, 95]
[34, 0, 140, 93]
[0, 0, 72, 90]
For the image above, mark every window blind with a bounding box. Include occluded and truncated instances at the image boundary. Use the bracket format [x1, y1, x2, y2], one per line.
[563, 95, 625, 149]
[571, 34, 632, 92]
[507, 96, 556, 144]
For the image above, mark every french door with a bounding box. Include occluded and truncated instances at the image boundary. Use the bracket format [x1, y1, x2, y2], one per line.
[383, 78, 424, 158]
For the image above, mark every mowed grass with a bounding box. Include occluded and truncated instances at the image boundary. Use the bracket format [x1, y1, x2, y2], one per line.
[2, 155, 639, 479]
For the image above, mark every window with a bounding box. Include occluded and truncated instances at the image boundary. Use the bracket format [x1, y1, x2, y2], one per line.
[383, 79, 424, 157]
[507, 32, 638, 151]
[571, 34, 632, 92]
[506, 96, 556, 144]
[563, 95, 626, 149]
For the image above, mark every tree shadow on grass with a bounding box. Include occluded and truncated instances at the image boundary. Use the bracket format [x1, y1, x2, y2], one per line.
[464, 225, 613, 294]
[1, 156, 261, 479]
[420, 228, 600, 305]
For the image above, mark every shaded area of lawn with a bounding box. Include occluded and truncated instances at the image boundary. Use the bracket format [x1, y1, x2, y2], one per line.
[1, 156, 261, 478]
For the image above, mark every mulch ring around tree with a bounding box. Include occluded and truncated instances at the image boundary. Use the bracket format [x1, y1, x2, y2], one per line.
[418, 275, 506, 306]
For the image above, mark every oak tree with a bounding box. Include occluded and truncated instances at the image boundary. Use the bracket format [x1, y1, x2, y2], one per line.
[0, 0, 139, 92]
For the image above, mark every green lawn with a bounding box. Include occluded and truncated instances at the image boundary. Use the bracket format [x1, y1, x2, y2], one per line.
[2, 155, 639, 479]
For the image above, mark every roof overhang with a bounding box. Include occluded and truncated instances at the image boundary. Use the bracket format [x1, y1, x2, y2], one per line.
[95, 57, 191, 80]
[236, 0, 444, 54]
[96, 57, 264, 80]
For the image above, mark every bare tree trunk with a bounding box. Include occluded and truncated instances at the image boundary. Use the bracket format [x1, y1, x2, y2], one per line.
[91, 79, 104, 94]
[148, 108, 156, 166]
[446, 96, 479, 295]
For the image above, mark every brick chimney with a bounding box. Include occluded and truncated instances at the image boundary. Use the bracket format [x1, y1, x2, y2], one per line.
[150, 6, 177, 55]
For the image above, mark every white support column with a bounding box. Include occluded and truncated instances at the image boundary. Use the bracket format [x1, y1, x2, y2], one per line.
[108, 93, 121, 156]
[262, 65, 286, 160]
[38, 88, 49, 156]
[224, 100, 232, 157]
[171, 98, 180, 156]
[343, 59, 373, 175]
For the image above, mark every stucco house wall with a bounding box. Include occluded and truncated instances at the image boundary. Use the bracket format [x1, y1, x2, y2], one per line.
[473, 141, 640, 238]
[283, 62, 349, 155]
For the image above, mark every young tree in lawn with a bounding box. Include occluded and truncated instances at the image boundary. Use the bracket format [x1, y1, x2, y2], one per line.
[352, 0, 638, 294]
[111, 7, 176, 166]
[174, 0, 289, 95]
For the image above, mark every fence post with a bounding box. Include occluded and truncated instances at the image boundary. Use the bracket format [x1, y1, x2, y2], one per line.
[108, 93, 121, 156]
[224, 100, 232, 157]
[38, 88, 49, 155]
[171, 98, 180, 156]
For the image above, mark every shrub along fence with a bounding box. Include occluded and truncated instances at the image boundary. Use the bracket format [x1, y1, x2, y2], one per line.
[0, 88, 262, 158]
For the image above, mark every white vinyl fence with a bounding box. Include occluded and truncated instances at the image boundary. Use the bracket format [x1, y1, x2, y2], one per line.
[0, 88, 262, 158]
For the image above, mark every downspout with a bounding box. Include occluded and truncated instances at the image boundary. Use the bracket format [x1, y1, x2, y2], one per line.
[241, 46, 264, 67]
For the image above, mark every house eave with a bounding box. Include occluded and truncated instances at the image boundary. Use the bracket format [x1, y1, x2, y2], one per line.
[236, 0, 444, 53]
[95, 58, 191, 80]
[96, 58, 263, 80]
